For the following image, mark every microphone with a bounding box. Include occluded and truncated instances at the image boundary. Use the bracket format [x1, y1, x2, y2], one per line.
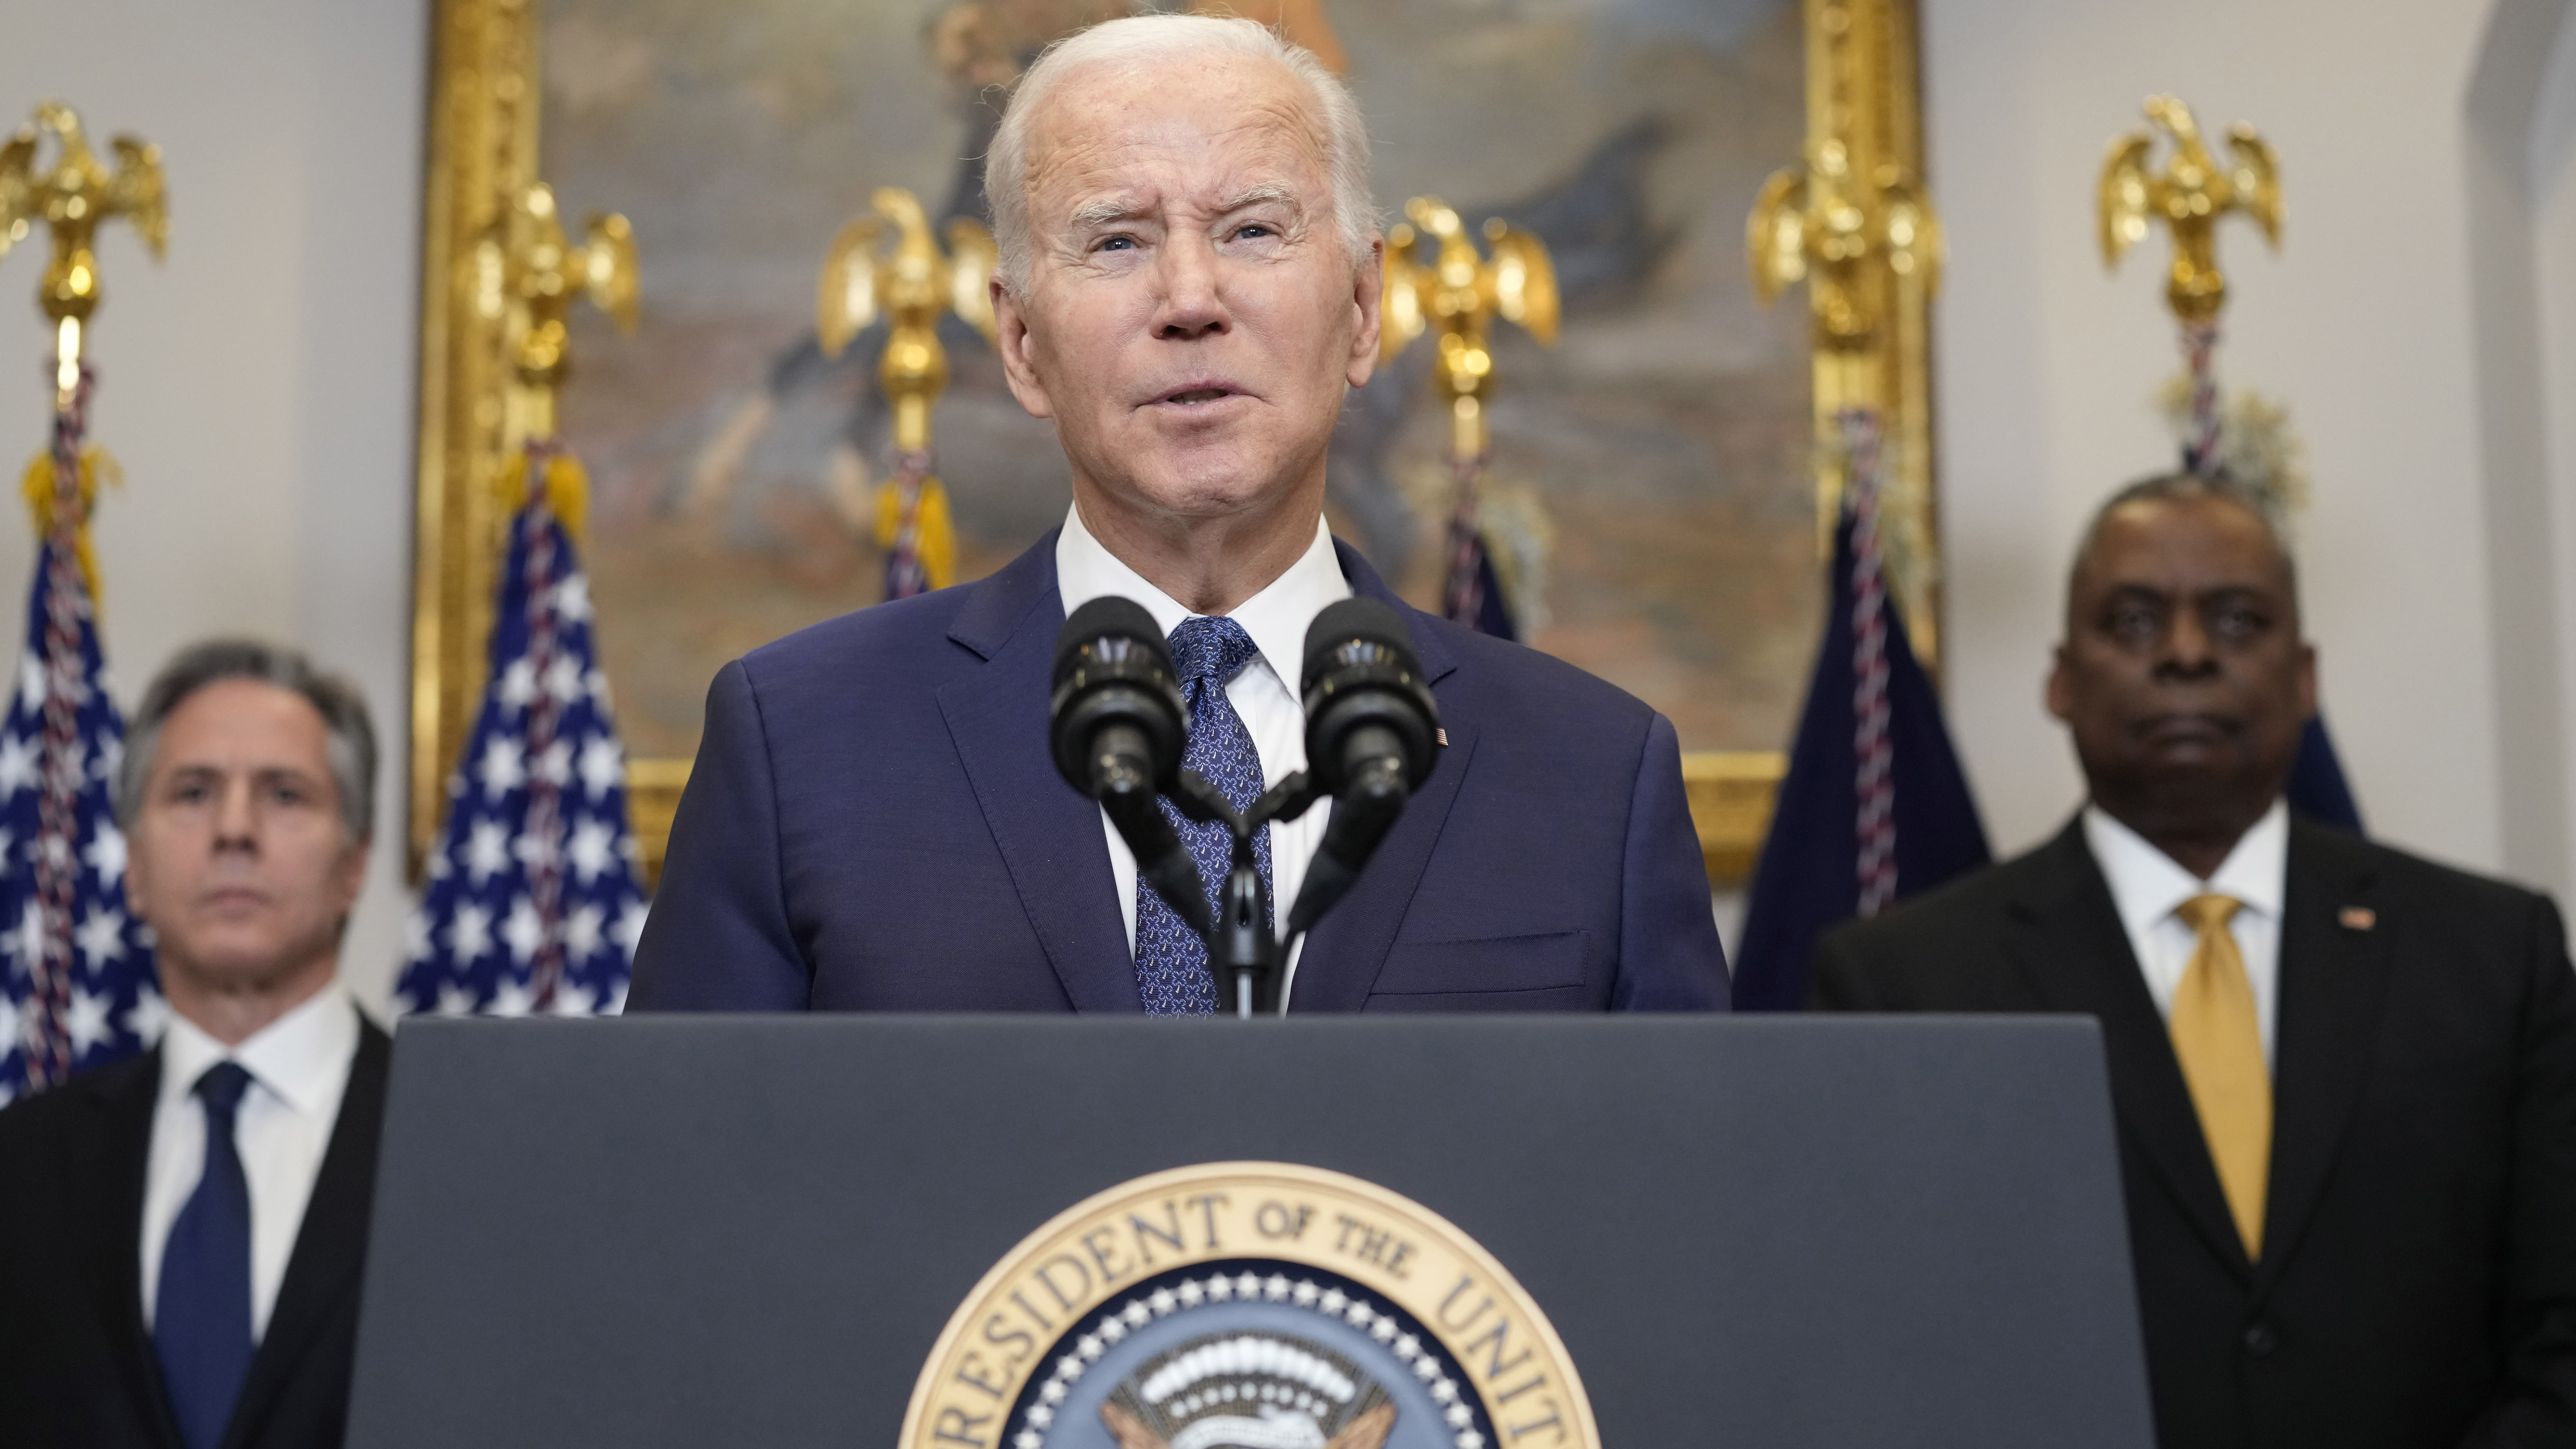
[1050, 598, 1212, 939]
[1285, 598, 1441, 934]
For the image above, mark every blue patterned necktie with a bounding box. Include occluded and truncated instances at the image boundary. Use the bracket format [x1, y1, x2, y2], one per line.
[1132, 615, 1273, 1014]
[156, 1060, 257, 1449]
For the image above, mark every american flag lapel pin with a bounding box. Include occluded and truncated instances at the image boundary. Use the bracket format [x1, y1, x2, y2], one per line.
[2338, 906, 2376, 931]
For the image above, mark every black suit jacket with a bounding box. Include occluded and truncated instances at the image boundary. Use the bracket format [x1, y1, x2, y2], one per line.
[1813, 818, 2576, 1449]
[0, 1015, 390, 1449]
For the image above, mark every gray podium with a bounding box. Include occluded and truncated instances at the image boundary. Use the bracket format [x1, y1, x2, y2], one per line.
[345, 1016, 2154, 1448]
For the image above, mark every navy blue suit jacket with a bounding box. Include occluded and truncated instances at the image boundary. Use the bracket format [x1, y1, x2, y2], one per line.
[628, 533, 1728, 1013]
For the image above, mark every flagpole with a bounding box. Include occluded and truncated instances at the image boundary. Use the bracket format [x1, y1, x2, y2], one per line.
[507, 182, 629, 1015]
[23, 345, 97, 1087]
[1734, 32, 1981, 1009]
[2098, 94, 2282, 481]
[400, 179, 648, 1019]
[1378, 197, 1558, 640]
[817, 187, 994, 601]
[512, 440, 563, 1010]
[0, 102, 166, 1092]
[1838, 407, 1899, 920]
[2097, 96, 2367, 833]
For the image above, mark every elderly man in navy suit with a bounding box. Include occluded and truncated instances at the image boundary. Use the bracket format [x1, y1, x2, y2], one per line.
[629, 13, 1727, 1014]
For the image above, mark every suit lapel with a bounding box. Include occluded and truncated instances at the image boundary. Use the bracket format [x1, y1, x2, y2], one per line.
[1288, 546, 1467, 1011]
[2252, 823, 2394, 1297]
[939, 533, 1141, 1012]
[73, 1050, 185, 1449]
[2002, 822, 2253, 1279]
[225, 1016, 390, 1448]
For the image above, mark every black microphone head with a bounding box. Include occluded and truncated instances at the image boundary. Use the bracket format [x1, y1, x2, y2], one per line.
[1299, 598, 1413, 684]
[1300, 597, 1440, 794]
[1055, 596, 1167, 687]
[1051, 596, 1188, 796]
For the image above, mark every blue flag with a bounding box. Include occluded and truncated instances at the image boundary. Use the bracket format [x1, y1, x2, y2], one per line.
[1733, 487, 1991, 1011]
[0, 411, 160, 1102]
[1442, 508, 1518, 641]
[2287, 716, 2363, 833]
[399, 448, 644, 1017]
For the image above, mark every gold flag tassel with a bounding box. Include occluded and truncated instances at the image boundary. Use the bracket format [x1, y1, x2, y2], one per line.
[874, 452, 957, 594]
[20, 443, 117, 608]
[495, 443, 589, 540]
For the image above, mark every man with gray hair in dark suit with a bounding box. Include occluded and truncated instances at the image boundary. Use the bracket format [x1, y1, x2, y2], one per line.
[0, 640, 390, 1449]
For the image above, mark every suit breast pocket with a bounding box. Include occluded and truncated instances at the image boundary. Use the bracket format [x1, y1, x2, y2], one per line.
[1364, 930, 1593, 1009]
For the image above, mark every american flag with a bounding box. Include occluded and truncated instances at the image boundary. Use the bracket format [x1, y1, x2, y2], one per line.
[1730, 406, 1992, 1010]
[0, 365, 161, 1104]
[399, 444, 644, 1017]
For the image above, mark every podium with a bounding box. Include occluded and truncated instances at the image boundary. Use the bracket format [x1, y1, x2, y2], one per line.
[345, 1017, 2154, 1448]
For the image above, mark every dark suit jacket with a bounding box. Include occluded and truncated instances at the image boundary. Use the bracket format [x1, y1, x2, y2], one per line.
[0, 1016, 391, 1449]
[630, 531, 1727, 1012]
[1814, 818, 2576, 1449]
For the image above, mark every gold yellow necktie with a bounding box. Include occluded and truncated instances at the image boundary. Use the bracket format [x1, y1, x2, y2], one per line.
[2170, 894, 2271, 1259]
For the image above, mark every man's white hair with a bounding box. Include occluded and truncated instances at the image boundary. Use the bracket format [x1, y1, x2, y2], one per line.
[986, 13, 1375, 295]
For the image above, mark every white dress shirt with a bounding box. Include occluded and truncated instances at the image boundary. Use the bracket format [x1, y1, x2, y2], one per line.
[141, 981, 361, 1340]
[2083, 798, 2289, 1067]
[1055, 502, 1350, 1006]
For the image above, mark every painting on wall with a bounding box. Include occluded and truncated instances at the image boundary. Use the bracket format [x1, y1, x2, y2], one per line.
[414, 0, 1946, 881]
[539, 0, 1820, 762]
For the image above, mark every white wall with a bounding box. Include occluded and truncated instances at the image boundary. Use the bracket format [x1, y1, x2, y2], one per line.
[0, 0, 427, 1012]
[1924, 0, 2522, 881]
[2528, 2, 2576, 894]
[2463, 0, 2573, 893]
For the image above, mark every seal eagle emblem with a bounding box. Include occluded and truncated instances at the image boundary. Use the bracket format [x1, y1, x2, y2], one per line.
[1099, 1330, 1395, 1449]
[900, 1163, 1598, 1449]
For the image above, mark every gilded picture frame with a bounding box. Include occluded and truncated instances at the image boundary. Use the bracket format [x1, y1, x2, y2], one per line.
[408, 0, 1936, 887]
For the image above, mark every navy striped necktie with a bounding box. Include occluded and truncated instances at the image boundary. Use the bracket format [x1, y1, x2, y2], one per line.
[156, 1060, 257, 1449]
[1132, 616, 1271, 1014]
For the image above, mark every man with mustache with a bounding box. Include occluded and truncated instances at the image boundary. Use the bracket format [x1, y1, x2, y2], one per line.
[0, 642, 388, 1449]
[1814, 474, 2576, 1448]
[629, 13, 1726, 1013]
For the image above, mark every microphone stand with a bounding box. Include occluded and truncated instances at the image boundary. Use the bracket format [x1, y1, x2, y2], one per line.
[1170, 771, 1324, 1019]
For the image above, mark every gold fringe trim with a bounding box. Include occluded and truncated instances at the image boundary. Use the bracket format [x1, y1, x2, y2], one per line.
[495, 447, 590, 540]
[20, 445, 120, 608]
[875, 474, 956, 590]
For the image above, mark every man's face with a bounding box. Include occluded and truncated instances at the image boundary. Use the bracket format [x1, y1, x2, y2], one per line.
[2048, 494, 2316, 836]
[125, 678, 366, 998]
[993, 50, 1381, 528]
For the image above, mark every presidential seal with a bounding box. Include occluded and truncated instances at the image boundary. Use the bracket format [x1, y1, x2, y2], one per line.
[899, 1163, 1598, 1449]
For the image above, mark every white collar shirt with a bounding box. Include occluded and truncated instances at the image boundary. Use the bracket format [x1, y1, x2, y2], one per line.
[1055, 502, 1350, 1008]
[142, 981, 361, 1340]
[2083, 798, 2290, 1067]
